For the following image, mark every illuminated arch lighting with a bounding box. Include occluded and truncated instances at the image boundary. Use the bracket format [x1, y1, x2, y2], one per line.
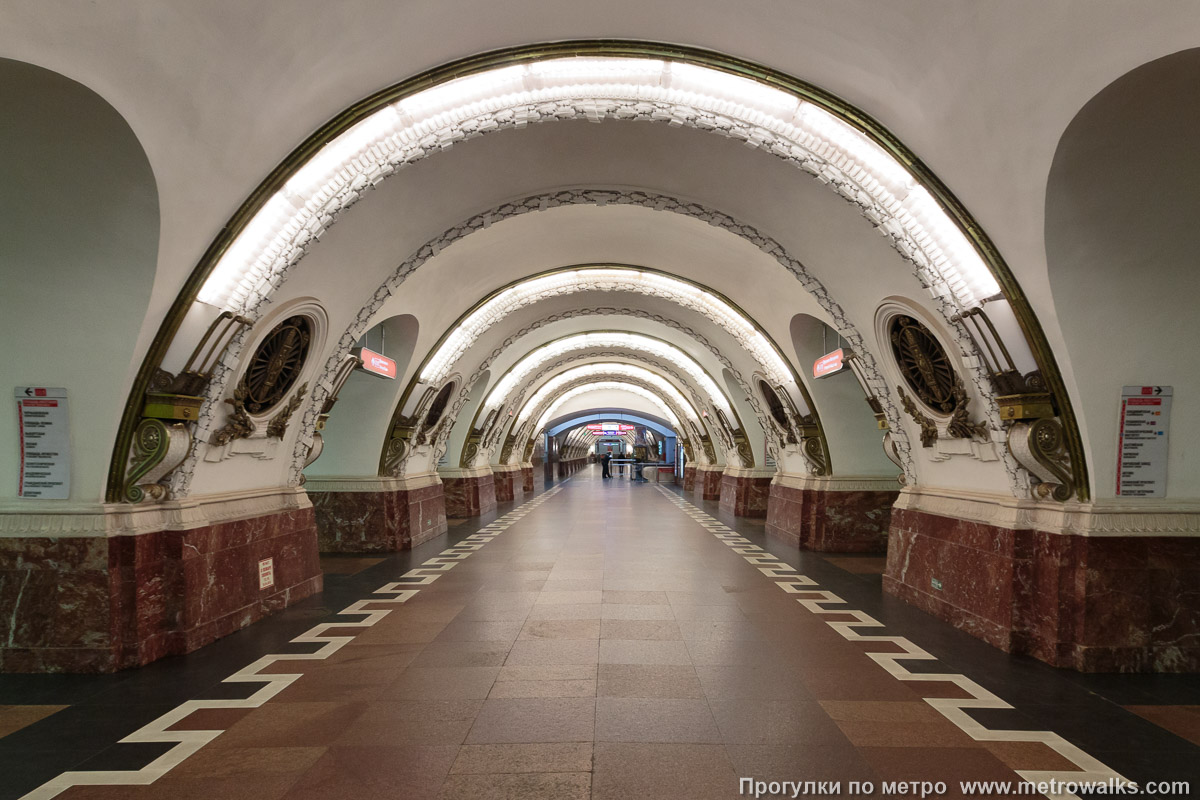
[529, 381, 684, 433]
[481, 332, 734, 418]
[195, 55, 999, 321]
[515, 363, 701, 429]
[420, 267, 793, 386]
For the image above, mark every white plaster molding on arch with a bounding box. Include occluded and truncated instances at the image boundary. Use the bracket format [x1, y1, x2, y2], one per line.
[174, 298, 330, 497]
[481, 332, 734, 419]
[895, 487, 1200, 537]
[457, 350, 727, 470]
[416, 303, 786, 482]
[874, 298, 1022, 495]
[0, 487, 310, 539]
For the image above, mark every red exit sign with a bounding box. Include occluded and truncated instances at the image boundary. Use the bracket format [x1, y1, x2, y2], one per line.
[813, 348, 846, 379]
[354, 347, 397, 379]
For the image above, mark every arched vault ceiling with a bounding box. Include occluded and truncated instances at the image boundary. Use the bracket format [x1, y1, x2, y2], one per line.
[82, 39, 1147, 502]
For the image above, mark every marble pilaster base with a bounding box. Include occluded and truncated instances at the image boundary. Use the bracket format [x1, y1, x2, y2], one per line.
[718, 472, 773, 518]
[309, 477, 447, 553]
[694, 467, 723, 502]
[765, 480, 898, 552]
[493, 468, 525, 504]
[884, 506, 1200, 672]
[521, 466, 535, 494]
[0, 505, 322, 673]
[442, 472, 498, 518]
[682, 466, 696, 492]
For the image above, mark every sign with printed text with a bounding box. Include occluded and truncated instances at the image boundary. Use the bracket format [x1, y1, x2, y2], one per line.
[258, 558, 275, 590]
[1116, 386, 1172, 497]
[14, 387, 70, 499]
[813, 348, 846, 379]
[353, 347, 397, 379]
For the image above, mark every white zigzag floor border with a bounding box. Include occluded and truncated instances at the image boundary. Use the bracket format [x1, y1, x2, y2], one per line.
[20, 481, 570, 800]
[652, 485, 1134, 800]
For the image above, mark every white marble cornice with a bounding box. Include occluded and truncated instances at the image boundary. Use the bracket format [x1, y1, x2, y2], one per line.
[896, 486, 1200, 537]
[0, 487, 312, 538]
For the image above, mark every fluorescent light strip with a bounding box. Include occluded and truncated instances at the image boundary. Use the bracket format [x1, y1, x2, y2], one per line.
[196, 56, 998, 322]
[482, 332, 733, 418]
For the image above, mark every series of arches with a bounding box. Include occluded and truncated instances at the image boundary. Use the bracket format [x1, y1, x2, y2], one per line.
[5, 33, 1200, 673]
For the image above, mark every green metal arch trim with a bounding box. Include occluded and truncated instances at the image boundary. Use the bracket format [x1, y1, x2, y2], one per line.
[106, 39, 1085, 501]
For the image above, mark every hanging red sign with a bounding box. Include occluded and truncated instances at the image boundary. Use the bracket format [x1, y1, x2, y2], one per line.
[813, 348, 846, 379]
[354, 347, 397, 379]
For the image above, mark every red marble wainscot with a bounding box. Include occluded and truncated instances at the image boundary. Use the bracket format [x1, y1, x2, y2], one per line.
[309, 480, 448, 553]
[493, 468, 526, 504]
[0, 506, 322, 673]
[521, 466, 535, 494]
[883, 505, 1200, 672]
[718, 472, 773, 518]
[682, 465, 697, 492]
[764, 480, 898, 553]
[442, 472, 498, 518]
[694, 467, 723, 502]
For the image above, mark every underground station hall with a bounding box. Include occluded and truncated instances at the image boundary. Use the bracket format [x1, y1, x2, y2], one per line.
[2, 4, 1200, 799]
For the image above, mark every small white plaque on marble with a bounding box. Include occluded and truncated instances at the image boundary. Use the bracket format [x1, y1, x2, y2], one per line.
[258, 557, 275, 590]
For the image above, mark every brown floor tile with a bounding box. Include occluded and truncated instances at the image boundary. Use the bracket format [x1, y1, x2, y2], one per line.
[66, 776, 301, 800]
[603, 590, 670, 604]
[859, 746, 1024, 798]
[1125, 705, 1200, 746]
[592, 742, 739, 800]
[283, 744, 458, 800]
[599, 639, 692, 665]
[525, 603, 603, 620]
[595, 697, 722, 743]
[694, 665, 811, 701]
[600, 603, 677, 621]
[207, 701, 369, 748]
[0, 705, 67, 738]
[506, 639, 599, 665]
[497, 663, 597, 682]
[519, 619, 602, 640]
[535, 590, 603, 605]
[409, 640, 511, 668]
[598, 664, 705, 699]
[466, 697, 596, 743]
[437, 771, 591, 799]
[450, 742, 593, 773]
[171, 745, 325, 779]
[489, 678, 596, 698]
[708, 699, 848, 745]
[600, 619, 682, 640]
[381, 666, 501, 700]
[725, 742, 879, 782]
[435, 619, 526, 642]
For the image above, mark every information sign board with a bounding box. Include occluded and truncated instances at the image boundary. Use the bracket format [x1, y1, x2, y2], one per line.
[15, 387, 70, 499]
[1116, 385, 1172, 497]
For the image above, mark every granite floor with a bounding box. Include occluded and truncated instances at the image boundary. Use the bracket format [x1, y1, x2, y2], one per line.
[3, 466, 1199, 799]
